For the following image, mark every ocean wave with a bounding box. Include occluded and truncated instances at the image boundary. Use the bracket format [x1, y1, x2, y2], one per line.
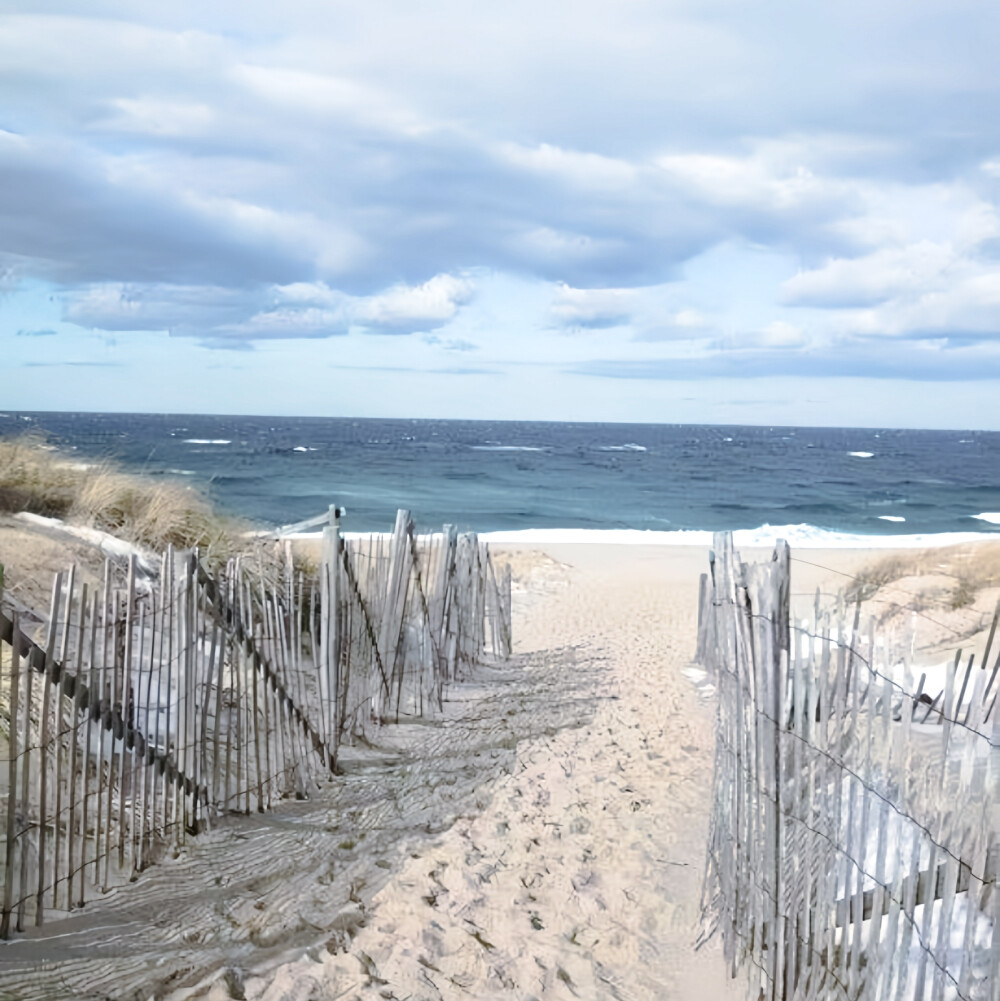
[183, 438, 231, 445]
[878, 515, 906, 522]
[598, 443, 647, 452]
[847, 451, 874, 458]
[973, 512, 1000, 525]
[477, 524, 998, 549]
[470, 445, 545, 452]
[292, 446, 318, 452]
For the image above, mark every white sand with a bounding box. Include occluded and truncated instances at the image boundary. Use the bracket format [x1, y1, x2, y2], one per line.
[5, 537, 991, 1000]
[231, 541, 995, 1001]
[231, 544, 753, 1000]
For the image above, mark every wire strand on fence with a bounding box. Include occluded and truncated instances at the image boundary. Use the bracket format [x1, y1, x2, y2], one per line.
[0, 513, 513, 938]
[699, 533, 997, 1001]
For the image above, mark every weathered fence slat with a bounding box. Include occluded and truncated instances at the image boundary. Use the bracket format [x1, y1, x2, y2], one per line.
[698, 532, 997, 1001]
[0, 509, 511, 939]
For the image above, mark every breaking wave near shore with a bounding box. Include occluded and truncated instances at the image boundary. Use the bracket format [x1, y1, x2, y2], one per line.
[3, 412, 999, 541]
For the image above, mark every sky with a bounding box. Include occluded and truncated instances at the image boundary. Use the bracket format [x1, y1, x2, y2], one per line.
[1, 1, 1000, 428]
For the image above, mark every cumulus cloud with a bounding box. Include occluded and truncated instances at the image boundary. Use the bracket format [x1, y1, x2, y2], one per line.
[550, 285, 638, 328]
[61, 274, 475, 341]
[758, 321, 807, 348]
[783, 242, 955, 308]
[497, 143, 638, 192]
[1, 2, 999, 387]
[848, 270, 1000, 341]
[657, 148, 835, 215]
[780, 197, 1000, 344]
[634, 309, 712, 341]
[64, 284, 264, 331]
[354, 274, 474, 333]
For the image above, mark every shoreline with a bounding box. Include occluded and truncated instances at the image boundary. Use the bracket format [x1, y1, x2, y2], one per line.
[286, 524, 1000, 549]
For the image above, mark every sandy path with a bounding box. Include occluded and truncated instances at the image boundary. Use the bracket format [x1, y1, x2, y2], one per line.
[239, 545, 743, 1001]
[3, 542, 891, 1001]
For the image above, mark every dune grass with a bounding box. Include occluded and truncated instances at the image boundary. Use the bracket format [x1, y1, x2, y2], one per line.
[846, 542, 1000, 610]
[0, 433, 246, 561]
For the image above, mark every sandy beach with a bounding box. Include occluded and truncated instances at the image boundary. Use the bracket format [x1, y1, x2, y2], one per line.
[0, 526, 996, 1001]
[223, 543, 744, 1001]
[194, 539, 977, 1001]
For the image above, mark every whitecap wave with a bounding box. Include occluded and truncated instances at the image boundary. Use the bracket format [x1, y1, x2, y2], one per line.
[599, 443, 647, 452]
[972, 512, 1000, 525]
[478, 524, 998, 549]
[848, 451, 874, 458]
[878, 515, 906, 523]
[470, 445, 544, 452]
[292, 446, 318, 452]
[183, 438, 231, 445]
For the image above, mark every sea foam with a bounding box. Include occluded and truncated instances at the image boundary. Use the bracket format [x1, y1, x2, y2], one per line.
[470, 445, 545, 451]
[477, 524, 998, 549]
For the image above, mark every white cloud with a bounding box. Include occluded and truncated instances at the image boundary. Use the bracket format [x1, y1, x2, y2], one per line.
[63, 283, 258, 330]
[231, 64, 432, 136]
[550, 284, 638, 327]
[497, 142, 638, 192]
[847, 268, 1000, 339]
[233, 306, 346, 339]
[758, 321, 807, 348]
[62, 273, 475, 340]
[782, 242, 956, 308]
[655, 142, 844, 214]
[260, 273, 475, 338]
[354, 274, 474, 332]
[3, 2, 1000, 410]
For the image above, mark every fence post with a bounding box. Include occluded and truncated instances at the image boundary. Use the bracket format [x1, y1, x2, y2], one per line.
[326, 506, 341, 763]
[2, 613, 20, 938]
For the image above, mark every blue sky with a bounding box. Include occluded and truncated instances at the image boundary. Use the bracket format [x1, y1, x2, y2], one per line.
[2, 1, 1000, 427]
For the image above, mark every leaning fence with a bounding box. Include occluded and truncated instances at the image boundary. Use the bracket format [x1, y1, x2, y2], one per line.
[0, 509, 511, 936]
[697, 532, 998, 1001]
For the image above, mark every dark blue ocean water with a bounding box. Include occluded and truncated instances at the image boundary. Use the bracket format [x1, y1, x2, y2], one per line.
[2, 412, 999, 538]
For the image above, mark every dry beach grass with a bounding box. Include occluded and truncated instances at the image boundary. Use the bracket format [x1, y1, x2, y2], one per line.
[0, 434, 244, 560]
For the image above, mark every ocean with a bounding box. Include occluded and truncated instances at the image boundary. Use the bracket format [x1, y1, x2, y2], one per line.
[2, 411, 999, 545]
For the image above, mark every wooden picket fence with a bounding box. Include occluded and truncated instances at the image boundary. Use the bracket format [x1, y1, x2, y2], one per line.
[697, 532, 999, 1001]
[0, 509, 511, 936]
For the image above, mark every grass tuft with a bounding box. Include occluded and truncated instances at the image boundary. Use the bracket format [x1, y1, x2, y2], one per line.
[0, 433, 247, 562]
[846, 543, 1000, 610]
